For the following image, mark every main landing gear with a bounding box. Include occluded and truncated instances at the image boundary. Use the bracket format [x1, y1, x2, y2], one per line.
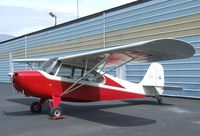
[30, 98, 46, 113]
[155, 96, 163, 104]
[50, 107, 63, 117]
[30, 96, 64, 119]
[152, 96, 163, 105]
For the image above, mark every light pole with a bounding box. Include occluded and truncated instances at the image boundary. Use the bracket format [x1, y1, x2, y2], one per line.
[49, 12, 57, 26]
[77, 0, 79, 18]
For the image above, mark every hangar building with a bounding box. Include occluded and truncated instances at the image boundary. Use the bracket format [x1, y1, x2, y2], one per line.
[0, 0, 200, 98]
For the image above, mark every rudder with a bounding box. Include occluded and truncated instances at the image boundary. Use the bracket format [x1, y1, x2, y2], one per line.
[141, 63, 164, 95]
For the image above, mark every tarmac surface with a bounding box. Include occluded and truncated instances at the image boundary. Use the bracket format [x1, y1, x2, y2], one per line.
[0, 83, 200, 136]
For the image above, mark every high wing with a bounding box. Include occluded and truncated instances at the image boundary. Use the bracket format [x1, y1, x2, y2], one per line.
[58, 39, 195, 69]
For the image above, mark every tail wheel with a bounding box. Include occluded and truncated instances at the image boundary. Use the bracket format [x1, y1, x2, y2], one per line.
[156, 97, 163, 105]
[30, 102, 42, 113]
[50, 107, 63, 117]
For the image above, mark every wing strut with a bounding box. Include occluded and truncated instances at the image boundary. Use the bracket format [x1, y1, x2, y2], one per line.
[60, 56, 136, 96]
[84, 59, 88, 75]
[60, 56, 108, 96]
[60, 59, 108, 95]
[27, 62, 34, 70]
[104, 57, 135, 75]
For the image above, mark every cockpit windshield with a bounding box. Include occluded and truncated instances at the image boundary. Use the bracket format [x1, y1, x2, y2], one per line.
[39, 58, 105, 83]
[39, 58, 59, 74]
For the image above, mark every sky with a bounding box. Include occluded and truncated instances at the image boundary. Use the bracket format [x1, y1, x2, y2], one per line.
[0, 0, 136, 36]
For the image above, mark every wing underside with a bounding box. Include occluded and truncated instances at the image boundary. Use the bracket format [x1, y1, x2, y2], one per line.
[58, 39, 195, 69]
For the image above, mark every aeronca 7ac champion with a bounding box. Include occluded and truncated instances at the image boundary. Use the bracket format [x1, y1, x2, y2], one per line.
[9, 39, 195, 118]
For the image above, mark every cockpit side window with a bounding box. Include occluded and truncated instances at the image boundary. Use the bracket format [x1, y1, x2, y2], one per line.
[95, 72, 105, 83]
[85, 71, 105, 83]
[57, 64, 72, 78]
[73, 68, 82, 80]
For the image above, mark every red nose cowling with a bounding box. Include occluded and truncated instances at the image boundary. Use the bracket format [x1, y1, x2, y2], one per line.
[12, 71, 52, 98]
[12, 71, 39, 96]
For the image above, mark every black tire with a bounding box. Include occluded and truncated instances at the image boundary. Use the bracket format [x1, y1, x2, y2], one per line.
[156, 97, 163, 105]
[30, 102, 42, 113]
[50, 107, 63, 117]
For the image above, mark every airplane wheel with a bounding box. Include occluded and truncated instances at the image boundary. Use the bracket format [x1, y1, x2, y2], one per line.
[156, 97, 163, 105]
[50, 107, 63, 117]
[30, 102, 42, 113]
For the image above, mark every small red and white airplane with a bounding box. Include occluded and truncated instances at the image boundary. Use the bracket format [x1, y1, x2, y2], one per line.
[10, 39, 195, 118]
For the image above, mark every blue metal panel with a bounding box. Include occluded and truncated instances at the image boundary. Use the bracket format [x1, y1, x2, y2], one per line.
[26, 16, 104, 48]
[0, 61, 11, 82]
[105, 0, 200, 31]
[0, 38, 25, 53]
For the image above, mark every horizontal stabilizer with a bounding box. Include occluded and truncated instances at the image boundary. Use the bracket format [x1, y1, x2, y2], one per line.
[143, 85, 183, 96]
[13, 58, 49, 70]
[143, 85, 183, 91]
[160, 86, 182, 91]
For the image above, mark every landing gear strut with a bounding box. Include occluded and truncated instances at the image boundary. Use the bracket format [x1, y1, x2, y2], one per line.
[48, 95, 64, 119]
[156, 97, 163, 105]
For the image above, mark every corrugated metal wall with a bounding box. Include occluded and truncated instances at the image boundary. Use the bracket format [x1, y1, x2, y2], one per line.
[0, 0, 200, 97]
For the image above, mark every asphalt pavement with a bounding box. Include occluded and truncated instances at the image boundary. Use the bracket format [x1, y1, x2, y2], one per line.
[0, 83, 200, 136]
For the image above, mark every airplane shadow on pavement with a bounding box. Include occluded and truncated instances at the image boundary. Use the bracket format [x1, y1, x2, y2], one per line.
[5, 97, 162, 127]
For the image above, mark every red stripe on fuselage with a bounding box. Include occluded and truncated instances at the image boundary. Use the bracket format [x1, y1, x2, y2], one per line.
[103, 75, 125, 89]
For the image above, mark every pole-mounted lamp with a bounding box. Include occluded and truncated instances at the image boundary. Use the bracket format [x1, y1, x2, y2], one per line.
[49, 12, 57, 26]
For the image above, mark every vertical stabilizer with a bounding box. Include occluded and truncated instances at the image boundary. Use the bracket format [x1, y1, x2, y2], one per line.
[141, 63, 164, 86]
[141, 63, 164, 95]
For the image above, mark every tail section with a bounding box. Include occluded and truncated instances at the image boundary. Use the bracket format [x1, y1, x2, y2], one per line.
[141, 63, 164, 95]
[141, 62, 164, 86]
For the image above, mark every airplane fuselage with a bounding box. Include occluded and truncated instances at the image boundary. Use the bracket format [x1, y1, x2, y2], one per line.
[13, 70, 145, 102]
[12, 62, 167, 117]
